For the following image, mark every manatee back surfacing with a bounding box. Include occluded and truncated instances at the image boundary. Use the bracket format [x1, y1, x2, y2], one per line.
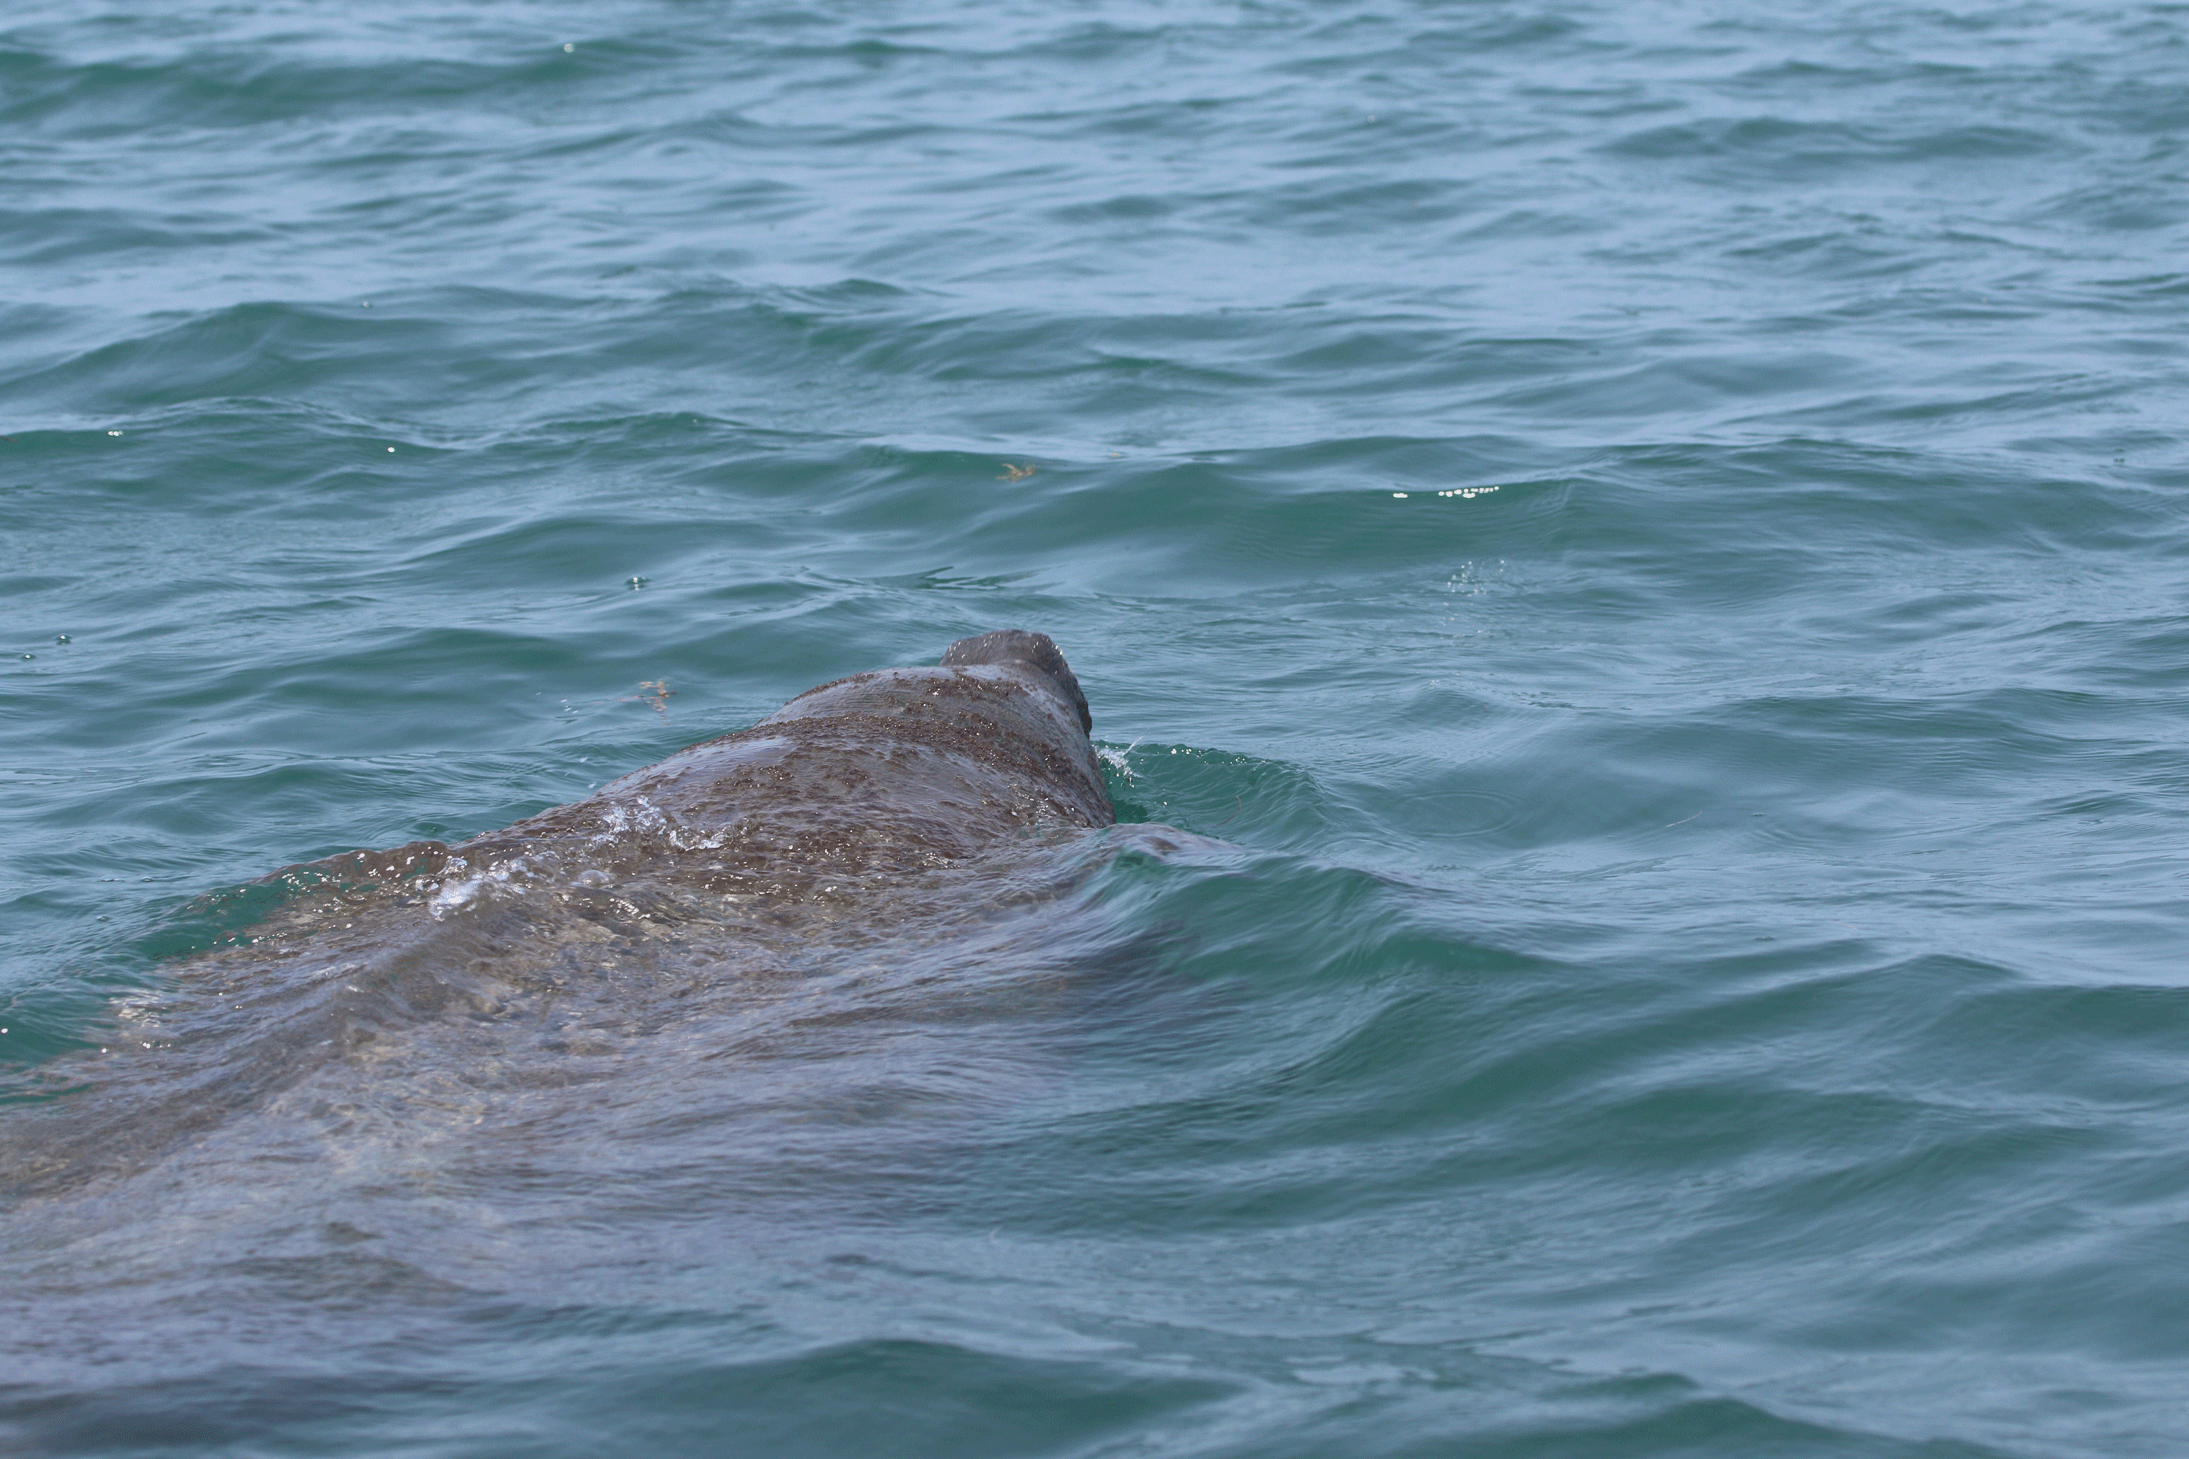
[938, 628, 1092, 735]
[457, 633, 1113, 893]
[0, 634, 1223, 1211]
[304, 629, 1112, 918]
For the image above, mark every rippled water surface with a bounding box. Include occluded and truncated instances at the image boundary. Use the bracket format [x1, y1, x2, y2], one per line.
[7, 1, 2189, 1454]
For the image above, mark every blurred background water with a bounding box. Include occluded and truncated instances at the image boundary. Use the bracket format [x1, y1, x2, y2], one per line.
[6, 1, 2189, 1454]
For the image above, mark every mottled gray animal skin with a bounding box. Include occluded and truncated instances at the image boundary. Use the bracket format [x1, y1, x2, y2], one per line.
[380, 627, 1112, 908]
[1, 631, 1190, 1202]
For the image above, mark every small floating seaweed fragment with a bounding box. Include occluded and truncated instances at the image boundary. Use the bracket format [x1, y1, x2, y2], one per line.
[624, 680, 675, 714]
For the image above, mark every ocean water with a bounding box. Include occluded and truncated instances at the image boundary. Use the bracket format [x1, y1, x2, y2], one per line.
[6, 0, 2189, 1454]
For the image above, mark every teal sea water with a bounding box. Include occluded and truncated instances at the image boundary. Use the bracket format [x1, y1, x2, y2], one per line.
[6, 1, 2189, 1453]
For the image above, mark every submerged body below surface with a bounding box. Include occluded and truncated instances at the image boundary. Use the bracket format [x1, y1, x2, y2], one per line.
[0, 632, 1210, 1211]
[0, 632, 1239, 1434]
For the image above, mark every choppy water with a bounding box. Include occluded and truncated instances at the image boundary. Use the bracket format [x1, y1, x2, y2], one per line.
[7, 1, 2189, 1454]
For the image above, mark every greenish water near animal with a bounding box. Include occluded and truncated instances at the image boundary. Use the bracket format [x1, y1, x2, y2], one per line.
[6, 1, 2189, 1454]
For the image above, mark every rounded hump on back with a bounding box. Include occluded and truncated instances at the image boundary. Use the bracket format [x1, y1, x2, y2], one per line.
[940, 629, 1093, 735]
